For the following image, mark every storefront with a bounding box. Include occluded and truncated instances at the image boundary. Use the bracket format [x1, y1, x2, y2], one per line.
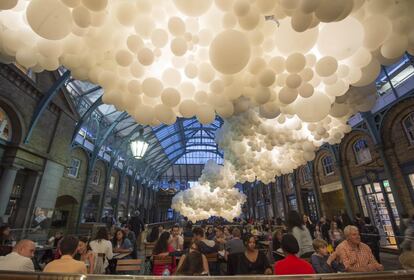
[320, 181, 346, 219]
[355, 179, 400, 249]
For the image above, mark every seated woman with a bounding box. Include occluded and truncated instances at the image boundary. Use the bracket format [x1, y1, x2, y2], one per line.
[227, 234, 272, 275]
[175, 242, 209, 276]
[112, 229, 133, 258]
[270, 229, 284, 262]
[274, 234, 315, 275]
[152, 231, 176, 276]
[76, 237, 96, 274]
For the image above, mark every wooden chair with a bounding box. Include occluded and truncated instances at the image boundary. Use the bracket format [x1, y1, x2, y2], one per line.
[205, 252, 218, 262]
[144, 242, 155, 257]
[116, 259, 142, 273]
[152, 255, 174, 266]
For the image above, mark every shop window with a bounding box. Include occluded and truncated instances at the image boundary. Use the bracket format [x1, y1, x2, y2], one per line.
[353, 139, 372, 164]
[68, 158, 81, 178]
[403, 112, 414, 144]
[109, 176, 116, 190]
[0, 107, 12, 142]
[92, 169, 100, 185]
[322, 155, 334, 176]
[301, 165, 311, 183]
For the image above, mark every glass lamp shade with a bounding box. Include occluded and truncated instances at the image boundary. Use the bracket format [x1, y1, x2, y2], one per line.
[130, 139, 149, 159]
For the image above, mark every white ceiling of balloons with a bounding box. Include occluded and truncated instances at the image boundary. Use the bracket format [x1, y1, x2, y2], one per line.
[1, 0, 413, 221]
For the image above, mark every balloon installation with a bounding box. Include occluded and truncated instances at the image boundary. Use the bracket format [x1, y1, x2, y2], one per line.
[1, 0, 414, 221]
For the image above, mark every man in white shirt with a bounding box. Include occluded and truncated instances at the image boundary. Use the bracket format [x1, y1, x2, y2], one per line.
[0, 239, 35, 272]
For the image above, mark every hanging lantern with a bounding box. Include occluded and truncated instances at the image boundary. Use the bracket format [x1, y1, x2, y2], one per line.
[130, 128, 149, 159]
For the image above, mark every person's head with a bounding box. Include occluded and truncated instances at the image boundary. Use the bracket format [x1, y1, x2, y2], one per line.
[150, 226, 160, 239]
[158, 225, 164, 232]
[175, 251, 204, 276]
[77, 237, 90, 254]
[344, 225, 360, 245]
[276, 217, 283, 225]
[55, 231, 63, 238]
[153, 231, 171, 255]
[303, 214, 309, 224]
[232, 228, 241, 238]
[192, 227, 204, 241]
[312, 239, 329, 256]
[287, 210, 304, 230]
[172, 225, 180, 237]
[59, 236, 79, 256]
[320, 217, 326, 223]
[243, 234, 256, 252]
[114, 228, 126, 242]
[189, 241, 203, 253]
[224, 226, 230, 235]
[281, 234, 299, 255]
[330, 221, 338, 230]
[95, 227, 109, 241]
[364, 217, 371, 225]
[273, 229, 283, 242]
[185, 221, 193, 231]
[0, 225, 10, 237]
[14, 240, 36, 258]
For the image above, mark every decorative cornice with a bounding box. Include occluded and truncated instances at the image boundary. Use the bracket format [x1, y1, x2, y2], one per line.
[0, 64, 61, 115]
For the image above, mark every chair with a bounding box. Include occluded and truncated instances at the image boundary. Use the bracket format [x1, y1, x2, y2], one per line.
[152, 255, 174, 266]
[144, 242, 155, 257]
[116, 259, 142, 273]
[205, 252, 218, 262]
[204, 252, 219, 275]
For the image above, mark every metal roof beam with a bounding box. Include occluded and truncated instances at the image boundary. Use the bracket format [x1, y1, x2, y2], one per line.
[24, 70, 71, 144]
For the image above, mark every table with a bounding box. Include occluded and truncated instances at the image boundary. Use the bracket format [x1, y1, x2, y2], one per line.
[113, 252, 131, 259]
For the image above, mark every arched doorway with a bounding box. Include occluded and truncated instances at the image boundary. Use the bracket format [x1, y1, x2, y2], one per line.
[52, 195, 79, 231]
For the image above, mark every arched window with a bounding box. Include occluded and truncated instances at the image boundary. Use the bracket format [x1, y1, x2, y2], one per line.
[322, 155, 334, 176]
[353, 139, 372, 164]
[301, 165, 311, 183]
[403, 112, 414, 144]
[0, 107, 12, 142]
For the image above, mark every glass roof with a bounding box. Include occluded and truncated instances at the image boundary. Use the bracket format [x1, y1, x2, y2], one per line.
[63, 70, 224, 180]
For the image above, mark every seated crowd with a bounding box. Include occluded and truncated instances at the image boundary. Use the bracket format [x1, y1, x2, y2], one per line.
[1, 210, 407, 276]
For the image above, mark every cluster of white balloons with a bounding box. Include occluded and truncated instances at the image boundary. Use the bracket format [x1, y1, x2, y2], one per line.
[1, 0, 414, 221]
[171, 161, 246, 222]
[216, 82, 376, 184]
[1, 0, 413, 127]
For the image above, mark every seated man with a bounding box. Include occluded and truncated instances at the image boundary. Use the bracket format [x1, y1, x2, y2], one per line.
[192, 227, 219, 255]
[170, 224, 184, 251]
[0, 239, 35, 272]
[44, 236, 87, 274]
[225, 228, 245, 259]
[335, 225, 384, 272]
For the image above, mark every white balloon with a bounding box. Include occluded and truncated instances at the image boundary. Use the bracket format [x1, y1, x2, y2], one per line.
[210, 30, 251, 74]
[26, 0, 73, 40]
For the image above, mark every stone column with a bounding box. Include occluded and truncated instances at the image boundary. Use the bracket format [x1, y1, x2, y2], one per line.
[0, 166, 19, 219]
[293, 172, 305, 214]
[307, 162, 322, 219]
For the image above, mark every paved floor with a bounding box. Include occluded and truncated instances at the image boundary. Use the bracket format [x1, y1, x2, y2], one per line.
[381, 252, 402, 270]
